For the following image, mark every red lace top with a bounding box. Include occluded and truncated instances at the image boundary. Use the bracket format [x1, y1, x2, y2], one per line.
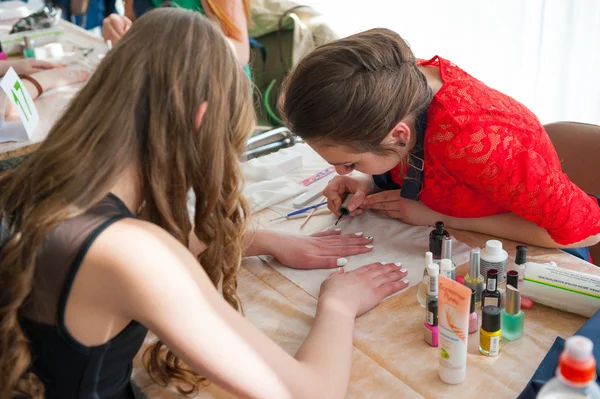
[389, 56, 600, 245]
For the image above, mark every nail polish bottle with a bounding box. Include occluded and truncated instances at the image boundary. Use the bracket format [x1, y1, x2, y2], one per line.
[512, 245, 528, 285]
[480, 306, 501, 357]
[501, 285, 525, 341]
[482, 269, 501, 308]
[507, 270, 519, 289]
[0, 42, 6, 61]
[417, 251, 433, 307]
[425, 263, 439, 313]
[429, 221, 449, 261]
[441, 236, 456, 280]
[469, 289, 478, 334]
[464, 248, 485, 305]
[424, 299, 439, 347]
[23, 37, 35, 58]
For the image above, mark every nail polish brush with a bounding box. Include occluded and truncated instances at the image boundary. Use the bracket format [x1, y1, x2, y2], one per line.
[335, 194, 354, 226]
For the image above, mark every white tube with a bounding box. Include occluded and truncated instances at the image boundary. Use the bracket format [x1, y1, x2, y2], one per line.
[522, 262, 600, 317]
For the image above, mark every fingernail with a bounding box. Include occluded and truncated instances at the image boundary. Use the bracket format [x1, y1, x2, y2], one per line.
[366, 245, 374, 249]
[337, 258, 348, 266]
[355, 232, 363, 236]
[400, 268, 408, 273]
[338, 267, 343, 272]
[402, 278, 410, 284]
[394, 262, 402, 267]
[380, 261, 387, 265]
[334, 228, 342, 232]
[366, 236, 373, 240]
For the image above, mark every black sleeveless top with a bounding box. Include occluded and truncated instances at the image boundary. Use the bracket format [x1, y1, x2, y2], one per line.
[13, 194, 148, 399]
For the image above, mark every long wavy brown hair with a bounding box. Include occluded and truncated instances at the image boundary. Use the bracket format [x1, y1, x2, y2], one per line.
[0, 8, 254, 399]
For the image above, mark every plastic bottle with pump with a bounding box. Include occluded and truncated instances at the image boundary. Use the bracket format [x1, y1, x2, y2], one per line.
[537, 336, 600, 399]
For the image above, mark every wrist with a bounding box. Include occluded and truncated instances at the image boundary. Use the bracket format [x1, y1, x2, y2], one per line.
[317, 294, 357, 321]
[243, 229, 278, 257]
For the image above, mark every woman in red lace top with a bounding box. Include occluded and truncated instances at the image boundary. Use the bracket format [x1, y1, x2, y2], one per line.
[279, 28, 600, 255]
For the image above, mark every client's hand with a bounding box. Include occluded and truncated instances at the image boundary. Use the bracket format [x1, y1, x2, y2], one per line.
[102, 14, 132, 43]
[1, 59, 63, 76]
[319, 262, 408, 317]
[363, 190, 440, 226]
[269, 229, 374, 269]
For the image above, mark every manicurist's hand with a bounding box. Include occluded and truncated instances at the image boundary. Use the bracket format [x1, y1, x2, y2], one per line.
[323, 175, 373, 217]
[363, 189, 441, 226]
[102, 14, 132, 43]
[319, 262, 409, 317]
[262, 229, 375, 269]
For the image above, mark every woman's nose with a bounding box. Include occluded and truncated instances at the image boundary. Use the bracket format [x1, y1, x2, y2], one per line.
[334, 165, 350, 175]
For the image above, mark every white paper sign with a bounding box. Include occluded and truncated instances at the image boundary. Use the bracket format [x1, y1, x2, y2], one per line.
[0, 67, 39, 142]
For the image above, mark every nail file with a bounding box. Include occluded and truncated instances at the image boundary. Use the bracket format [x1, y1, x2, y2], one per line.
[293, 186, 325, 209]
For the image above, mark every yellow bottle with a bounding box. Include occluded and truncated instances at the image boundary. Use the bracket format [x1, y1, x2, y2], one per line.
[480, 306, 501, 356]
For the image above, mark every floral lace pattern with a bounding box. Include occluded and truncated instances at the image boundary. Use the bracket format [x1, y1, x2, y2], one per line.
[390, 56, 600, 245]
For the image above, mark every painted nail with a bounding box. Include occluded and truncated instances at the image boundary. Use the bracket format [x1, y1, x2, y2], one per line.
[394, 262, 402, 267]
[337, 258, 348, 266]
[334, 228, 342, 232]
[355, 232, 363, 236]
[400, 268, 408, 274]
[366, 245, 374, 249]
[380, 261, 388, 265]
[402, 278, 410, 284]
[365, 236, 373, 240]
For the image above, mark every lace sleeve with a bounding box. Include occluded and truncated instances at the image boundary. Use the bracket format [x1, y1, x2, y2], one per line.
[446, 124, 600, 246]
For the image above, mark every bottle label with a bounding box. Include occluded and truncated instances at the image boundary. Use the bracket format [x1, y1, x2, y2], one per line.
[428, 274, 438, 296]
[487, 278, 497, 292]
[484, 297, 499, 307]
[427, 311, 434, 325]
[489, 335, 500, 356]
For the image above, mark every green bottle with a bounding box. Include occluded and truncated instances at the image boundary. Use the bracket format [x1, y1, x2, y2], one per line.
[501, 285, 524, 341]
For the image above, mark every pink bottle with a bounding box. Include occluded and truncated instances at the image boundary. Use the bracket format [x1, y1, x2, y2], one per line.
[424, 299, 439, 347]
[469, 289, 478, 334]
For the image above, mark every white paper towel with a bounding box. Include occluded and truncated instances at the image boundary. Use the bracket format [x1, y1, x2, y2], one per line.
[267, 210, 472, 299]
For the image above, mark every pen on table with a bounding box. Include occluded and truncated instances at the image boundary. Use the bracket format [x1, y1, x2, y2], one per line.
[300, 195, 327, 229]
[335, 194, 354, 226]
[269, 201, 328, 222]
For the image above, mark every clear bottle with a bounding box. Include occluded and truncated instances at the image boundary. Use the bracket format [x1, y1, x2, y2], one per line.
[441, 236, 456, 280]
[538, 336, 600, 399]
[464, 248, 485, 305]
[417, 252, 433, 307]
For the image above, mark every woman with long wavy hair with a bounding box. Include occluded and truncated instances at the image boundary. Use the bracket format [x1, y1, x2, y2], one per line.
[0, 8, 408, 399]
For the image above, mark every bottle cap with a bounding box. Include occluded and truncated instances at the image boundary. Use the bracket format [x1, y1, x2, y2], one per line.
[470, 289, 475, 313]
[506, 285, 521, 315]
[427, 299, 438, 326]
[515, 245, 528, 265]
[440, 259, 453, 272]
[559, 336, 596, 385]
[435, 221, 444, 234]
[469, 247, 481, 278]
[427, 263, 439, 277]
[487, 268, 498, 281]
[441, 236, 453, 260]
[481, 306, 501, 332]
[425, 251, 433, 268]
[485, 240, 503, 255]
[507, 270, 519, 289]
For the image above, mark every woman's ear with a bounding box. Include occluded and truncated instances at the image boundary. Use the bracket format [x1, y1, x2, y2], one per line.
[195, 101, 209, 130]
[382, 120, 411, 147]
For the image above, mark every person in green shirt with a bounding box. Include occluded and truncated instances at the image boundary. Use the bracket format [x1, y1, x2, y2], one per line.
[102, 0, 251, 67]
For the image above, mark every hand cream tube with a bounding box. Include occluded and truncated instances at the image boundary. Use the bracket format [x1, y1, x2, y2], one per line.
[522, 262, 600, 317]
[438, 275, 471, 384]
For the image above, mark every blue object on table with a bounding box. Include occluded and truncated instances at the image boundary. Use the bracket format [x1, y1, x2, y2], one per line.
[517, 309, 600, 399]
[269, 201, 328, 221]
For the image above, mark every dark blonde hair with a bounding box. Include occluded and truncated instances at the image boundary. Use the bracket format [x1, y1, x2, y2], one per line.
[279, 28, 431, 153]
[0, 8, 254, 398]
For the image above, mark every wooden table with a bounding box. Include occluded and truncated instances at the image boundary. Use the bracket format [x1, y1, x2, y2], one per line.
[133, 206, 597, 398]
[0, 20, 104, 169]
